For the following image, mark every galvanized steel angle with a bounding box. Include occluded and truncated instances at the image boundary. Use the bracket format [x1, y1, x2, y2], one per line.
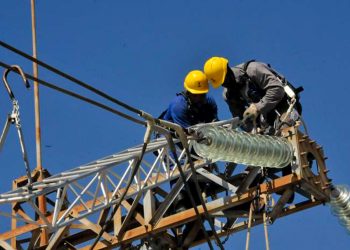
[139, 155, 165, 193]
[0, 193, 28, 203]
[133, 167, 142, 191]
[107, 168, 136, 191]
[42, 174, 81, 183]
[56, 174, 99, 224]
[139, 152, 165, 185]
[137, 162, 149, 181]
[177, 147, 187, 162]
[105, 170, 118, 190]
[152, 149, 166, 185]
[161, 148, 171, 178]
[67, 184, 90, 212]
[89, 174, 105, 212]
[108, 175, 138, 197]
[52, 185, 68, 227]
[70, 180, 104, 205]
[61, 167, 100, 176]
[110, 160, 136, 200]
[96, 172, 109, 203]
[101, 173, 110, 203]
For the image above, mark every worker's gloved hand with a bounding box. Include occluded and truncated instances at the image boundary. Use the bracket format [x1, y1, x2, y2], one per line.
[242, 104, 259, 124]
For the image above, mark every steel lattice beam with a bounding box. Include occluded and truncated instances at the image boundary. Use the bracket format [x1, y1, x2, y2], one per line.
[0, 121, 333, 249]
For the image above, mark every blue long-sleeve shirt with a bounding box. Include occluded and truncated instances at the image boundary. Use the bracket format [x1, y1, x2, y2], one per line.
[163, 93, 218, 128]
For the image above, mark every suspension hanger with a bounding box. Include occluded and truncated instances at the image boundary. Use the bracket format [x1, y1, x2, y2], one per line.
[1, 65, 33, 187]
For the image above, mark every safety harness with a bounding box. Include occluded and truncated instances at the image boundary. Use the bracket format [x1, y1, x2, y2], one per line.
[240, 60, 304, 133]
[242, 60, 304, 103]
[159, 91, 215, 122]
[156, 92, 197, 138]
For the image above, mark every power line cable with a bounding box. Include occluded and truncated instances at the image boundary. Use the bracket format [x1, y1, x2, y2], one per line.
[0, 61, 146, 126]
[1, 41, 223, 248]
[0, 40, 142, 116]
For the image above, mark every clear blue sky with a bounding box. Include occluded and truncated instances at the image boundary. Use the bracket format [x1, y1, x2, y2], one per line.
[1, 1, 349, 249]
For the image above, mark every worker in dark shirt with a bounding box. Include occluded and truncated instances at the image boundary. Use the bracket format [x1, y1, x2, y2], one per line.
[203, 57, 302, 134]
[204, 57, 302, 204]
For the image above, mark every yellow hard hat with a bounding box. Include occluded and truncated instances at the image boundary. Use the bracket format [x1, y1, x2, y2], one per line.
[204, 57, 229, 88]
[184, 70, 209, 94]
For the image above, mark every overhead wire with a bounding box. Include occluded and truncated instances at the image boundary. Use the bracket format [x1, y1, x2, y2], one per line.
[0, 57, 213, 248]
[0, 41, 223, 248]
[0, 40, 142, 116]
[0, 61, 146, 126]
[0, 60, 160, 248]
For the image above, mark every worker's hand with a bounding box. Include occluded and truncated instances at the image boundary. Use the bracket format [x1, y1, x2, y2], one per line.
[243, 104, 259, 124]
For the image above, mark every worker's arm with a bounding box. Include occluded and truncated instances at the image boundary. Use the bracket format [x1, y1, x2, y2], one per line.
[248, 62, 285, 115]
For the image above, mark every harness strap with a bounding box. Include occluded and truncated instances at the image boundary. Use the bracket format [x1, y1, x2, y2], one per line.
[242, 59, 256, 72]
[241, 60, 303, 100]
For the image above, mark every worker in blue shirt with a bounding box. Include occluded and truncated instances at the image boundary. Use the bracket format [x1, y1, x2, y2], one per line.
[162, 70, 218, 221]
[162, 70, 218, 129]
[161, 70, 219, 243]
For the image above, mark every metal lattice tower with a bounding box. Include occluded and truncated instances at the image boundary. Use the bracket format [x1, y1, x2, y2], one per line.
[0, 118, 333, 249]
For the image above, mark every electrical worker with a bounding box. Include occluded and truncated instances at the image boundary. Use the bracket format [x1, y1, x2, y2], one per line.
[161, 70, 218, 230]
[203, 57, 303, 205]
[203, 57, 302, 134]
[162, 70, 218, 129]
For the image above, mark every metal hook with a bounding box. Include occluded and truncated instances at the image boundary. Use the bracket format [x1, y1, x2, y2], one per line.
[2, 65, 30, 101]
[1, 65, 33, 188]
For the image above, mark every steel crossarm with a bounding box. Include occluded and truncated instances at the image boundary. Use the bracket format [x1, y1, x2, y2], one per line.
[0, 119, 236, 203]
[0, 136, 211, 231]
[0, 118, 335, 250]
[0, 118, 236, 237]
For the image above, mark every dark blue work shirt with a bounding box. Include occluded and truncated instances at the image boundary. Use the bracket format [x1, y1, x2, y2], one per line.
[163, 94, 218, 128]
